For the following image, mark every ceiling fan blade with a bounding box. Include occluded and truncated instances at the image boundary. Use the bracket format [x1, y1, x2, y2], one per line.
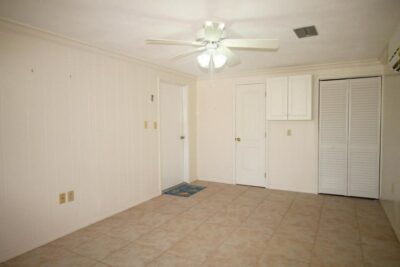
[217, 46, 241, 67]
[221, 39, 279, 50]
[171, 47, 206, 60]
[146, 39, 203, 47]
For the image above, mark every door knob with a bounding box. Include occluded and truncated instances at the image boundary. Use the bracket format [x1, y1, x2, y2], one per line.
[180, 136, 185, 140]
[235, 137, 241, 142]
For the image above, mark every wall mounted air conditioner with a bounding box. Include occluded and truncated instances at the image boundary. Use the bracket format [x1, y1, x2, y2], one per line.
[388, 23, 400, 73]
[389, 47, 400, 72]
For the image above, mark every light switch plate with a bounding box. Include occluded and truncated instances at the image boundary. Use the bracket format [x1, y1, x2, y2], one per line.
[67, 190, 74, 202]
[59, 193, 66, 204]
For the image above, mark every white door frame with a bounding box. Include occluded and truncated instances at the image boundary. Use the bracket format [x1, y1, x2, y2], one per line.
[157, 79, 189, 193]
[234, 81, 268, 188]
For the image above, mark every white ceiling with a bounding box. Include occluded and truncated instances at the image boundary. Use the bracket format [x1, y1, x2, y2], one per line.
[1, 0, 399, 76]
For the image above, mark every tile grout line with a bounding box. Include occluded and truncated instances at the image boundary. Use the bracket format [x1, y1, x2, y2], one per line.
[190, 189, 294, 266]
[160, 184, 252, 266]
[355, 202, 367, 267]
[254, 192, 299, 266]
[239, 189, 280, 266]
[197, 185, 256, 266]
[309, 195, 325, 266]
[191, 185, 251, 265]
[96, 187, 207, 267]
[142, 193, 210, 266]
[50, 232, 132, 265]
[143, 183, 249, 266]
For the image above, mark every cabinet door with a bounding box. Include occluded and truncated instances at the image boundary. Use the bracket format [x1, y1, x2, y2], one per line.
[319, 80, 349, 196]
[348, 77, 381, 199]
[267, 77, 288, 120]
[288, 75, 312, 120]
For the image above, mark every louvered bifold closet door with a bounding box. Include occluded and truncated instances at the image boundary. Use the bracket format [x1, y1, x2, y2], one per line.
[319, 80, 349, 195]
[348, 77, 381, 199]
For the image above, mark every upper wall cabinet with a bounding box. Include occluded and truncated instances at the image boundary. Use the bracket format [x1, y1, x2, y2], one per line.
[267, 74, 312, 120]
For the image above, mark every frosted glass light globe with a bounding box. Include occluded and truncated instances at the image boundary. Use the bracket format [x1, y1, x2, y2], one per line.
[197, 53, 211, 68]
[213, 54, 227, 68]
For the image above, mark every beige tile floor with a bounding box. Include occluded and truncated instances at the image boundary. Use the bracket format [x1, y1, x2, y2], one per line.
[3, 180, 400, 267]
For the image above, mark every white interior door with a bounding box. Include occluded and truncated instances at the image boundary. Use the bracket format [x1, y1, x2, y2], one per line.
[235, 83, 266, 187]
[348, 77, 381, 198]
[160, 82, 184, 190]
[319, 80, 349, 195]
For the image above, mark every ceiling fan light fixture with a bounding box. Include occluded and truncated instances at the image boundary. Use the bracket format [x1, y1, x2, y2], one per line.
[147, 20, 280, 71]
[213, 54, 227, 68]
[197, 50, 227, 69]
[197, 52, 211, 68]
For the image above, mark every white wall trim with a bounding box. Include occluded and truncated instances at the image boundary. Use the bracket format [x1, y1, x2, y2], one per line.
[269, 183, 316, 194]
[199, 177, 236, 185]
[198, 59, 383, 81]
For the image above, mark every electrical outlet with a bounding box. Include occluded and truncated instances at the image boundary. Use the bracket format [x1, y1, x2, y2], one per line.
[59, 193, 66, 204]
[287, 129, 292, 136]
[67, 190, 74, 202]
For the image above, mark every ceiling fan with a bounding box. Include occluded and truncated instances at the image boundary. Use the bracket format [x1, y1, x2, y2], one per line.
[146, 21, 279, 70]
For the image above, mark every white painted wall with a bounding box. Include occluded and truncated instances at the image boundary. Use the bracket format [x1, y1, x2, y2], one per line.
[0, 20, 196, 262]
[380, 72, 400, 239]
[196, 62, 383, 193]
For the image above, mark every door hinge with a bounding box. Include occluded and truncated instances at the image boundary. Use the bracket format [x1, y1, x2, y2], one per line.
[265, 92, 267, 97]
[264, 172, 267, 179]
[264, 132, 267, 138]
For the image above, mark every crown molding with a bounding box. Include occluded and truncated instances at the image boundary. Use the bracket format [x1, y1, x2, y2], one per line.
[197, 59, 384, 81]
[382, 64, 400, 76]
[0, 17, 196, 81]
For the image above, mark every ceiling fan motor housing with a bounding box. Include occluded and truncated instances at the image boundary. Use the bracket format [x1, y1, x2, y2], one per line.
[196, 21, 227, 42]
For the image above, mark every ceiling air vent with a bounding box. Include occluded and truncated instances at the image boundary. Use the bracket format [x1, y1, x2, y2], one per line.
[294, 26, 318, 38]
